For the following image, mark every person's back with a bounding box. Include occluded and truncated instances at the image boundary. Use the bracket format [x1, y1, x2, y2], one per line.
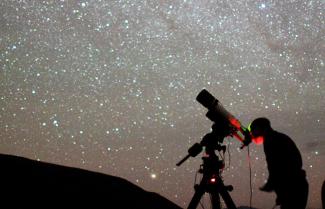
[263, 130, 304, 183]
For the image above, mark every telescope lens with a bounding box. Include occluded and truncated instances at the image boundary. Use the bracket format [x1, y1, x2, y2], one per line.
[196, 89, 218, 109]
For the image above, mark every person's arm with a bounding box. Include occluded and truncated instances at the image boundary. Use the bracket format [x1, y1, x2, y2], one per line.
[260, 153, 278, 192]
[260, 137, 283, 191]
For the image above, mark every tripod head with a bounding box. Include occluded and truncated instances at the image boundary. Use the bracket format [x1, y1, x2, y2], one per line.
[175, 121, 231, 166]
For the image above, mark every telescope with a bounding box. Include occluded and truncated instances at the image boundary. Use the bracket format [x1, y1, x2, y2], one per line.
[176, 89, 253, 209]
[176, 89, 251, 209]
[196, 89, 250, 143]
[176, 90, 251, 166]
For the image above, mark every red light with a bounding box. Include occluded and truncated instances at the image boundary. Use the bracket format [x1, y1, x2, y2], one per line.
[229, 118, 241, 129]
[252, 136, 264, 145]
[210, 177, 216, 183]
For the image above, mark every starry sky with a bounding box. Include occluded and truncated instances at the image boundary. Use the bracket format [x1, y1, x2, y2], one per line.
[0, 0, 324, 208]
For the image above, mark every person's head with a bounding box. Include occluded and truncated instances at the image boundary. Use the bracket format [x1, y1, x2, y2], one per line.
[250, 117, 272, 138]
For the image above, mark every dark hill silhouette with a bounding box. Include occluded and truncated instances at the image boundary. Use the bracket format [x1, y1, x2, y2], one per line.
[0, 153, 182, 209]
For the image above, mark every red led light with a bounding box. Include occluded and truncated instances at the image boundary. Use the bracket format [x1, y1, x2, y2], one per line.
[229, 118, 241, 129]
[210, 177, 216, 183]
[252, 136, 264, 145]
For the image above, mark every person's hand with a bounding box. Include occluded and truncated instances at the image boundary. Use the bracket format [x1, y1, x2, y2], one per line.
[259, 182, 273, 192]
[240, 129, 252, 149]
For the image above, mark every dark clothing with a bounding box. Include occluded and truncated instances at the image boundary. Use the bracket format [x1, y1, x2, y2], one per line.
[322, 181, 325, 209]
[263, 130, 308, 209]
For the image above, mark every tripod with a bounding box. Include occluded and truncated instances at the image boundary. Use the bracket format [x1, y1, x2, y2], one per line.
[177, 130, 237, 209]
[188, 146, 236, 209]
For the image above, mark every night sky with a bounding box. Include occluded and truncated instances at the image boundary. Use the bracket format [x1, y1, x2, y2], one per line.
[1, 0, 324, 208]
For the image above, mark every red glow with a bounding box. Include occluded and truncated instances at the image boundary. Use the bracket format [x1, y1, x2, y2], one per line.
[252, 136, 264, 145]
[210, 177, 216, 183]
[230, 118, 241, 129]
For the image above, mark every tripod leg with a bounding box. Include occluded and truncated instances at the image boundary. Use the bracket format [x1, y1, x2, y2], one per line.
[218, 184, 237, 209]
[188, 183, 205, 209]
[210, 193, 221, 209]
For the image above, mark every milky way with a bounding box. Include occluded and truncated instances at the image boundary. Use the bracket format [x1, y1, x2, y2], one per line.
[1, 0, 324, 208]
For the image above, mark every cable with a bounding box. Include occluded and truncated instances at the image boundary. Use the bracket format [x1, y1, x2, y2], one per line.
[227, 138, 231, 170]
[217, 150, 225, 162]
[247, 145, 253, 209]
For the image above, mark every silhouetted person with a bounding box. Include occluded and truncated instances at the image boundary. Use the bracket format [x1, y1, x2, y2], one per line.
[249, 117, 308, 209]
[322, 181, 325, 209]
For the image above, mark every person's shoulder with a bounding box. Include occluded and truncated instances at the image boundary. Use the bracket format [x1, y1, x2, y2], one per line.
[272, 130, 288, 137]
[271, 130, 293, 142]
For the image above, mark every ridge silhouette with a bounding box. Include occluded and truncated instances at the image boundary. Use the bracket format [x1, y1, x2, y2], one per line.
[0, 153, 182, 209]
